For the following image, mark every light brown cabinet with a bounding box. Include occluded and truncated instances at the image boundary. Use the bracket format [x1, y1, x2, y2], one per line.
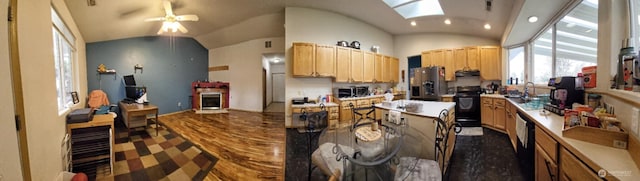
[421, 51, 433, 67]
[559, 148, 602, 181]
[479, 46, 502, 80]
[374, 54, 383, 82]
[363, 52, 375, 82]
[441, 97, 453, 102]
[390, 57, 399, 83]
[506, 101, 517, 150]
[339, 101, 355, 123]
[382, 56, 391, 82]
[292, 42, 315, 77]
[315, 45, 337, 77]
[432, 49, 445, 67]
[350, 49, 364, 82]
[443, 49, 455, 81]
[466, 46, 480, 70]
[292, 106, 340, 129]
[536, 144, 558, 181]
[481, 97, 505, 131]
[335, 46, 351, 82]
[454, 48, 467, 71]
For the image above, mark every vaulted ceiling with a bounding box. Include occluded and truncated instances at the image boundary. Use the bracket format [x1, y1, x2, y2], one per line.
[64, 0, 576, 49]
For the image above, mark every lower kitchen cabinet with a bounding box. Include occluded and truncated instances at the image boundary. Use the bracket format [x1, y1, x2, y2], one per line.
[481, 97, 506, 132]
[506, 101, 517, 150]
[559, 148, 602, 181]
[292, 106, 340, 129]
[441, 96, 453, 102]
[536, 144, 558, 181]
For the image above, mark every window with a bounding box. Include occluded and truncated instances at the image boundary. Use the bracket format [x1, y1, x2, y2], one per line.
[52, 8, 76, 113]
[530, 0, 597, 84]
[507, 47, 525, 84]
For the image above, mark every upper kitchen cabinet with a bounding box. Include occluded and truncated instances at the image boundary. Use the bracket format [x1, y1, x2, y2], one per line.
[335, 46, 351, 82]
[314, 44, 337, 77]
[421, 51, 433, 67]
[444, 49, 455, 81]
[431, 49, 445, 67]
[292, 43, 337, 77]
[363, 52, 375, 82]
[292, 42, 315, 77]
[374, 54, 383, 82]
[453, 48, 467, 71]
[382, 56, 391, 82]
[390, 57, 399, 83]
[465, 46, 480, 70]
[479, 46, 502, 80]
[351, 49, 364, 82]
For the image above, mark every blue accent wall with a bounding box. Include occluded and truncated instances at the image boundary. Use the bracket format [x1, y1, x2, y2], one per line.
[86, 36, 208, 114]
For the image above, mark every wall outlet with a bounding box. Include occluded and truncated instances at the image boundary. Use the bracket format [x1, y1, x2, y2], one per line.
[177, 102, 182, 107]
[632, 107, 640, 136]
[613, 140, 628, 149]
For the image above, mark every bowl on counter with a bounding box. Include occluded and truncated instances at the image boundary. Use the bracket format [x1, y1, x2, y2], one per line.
[404, 103, 423, 113]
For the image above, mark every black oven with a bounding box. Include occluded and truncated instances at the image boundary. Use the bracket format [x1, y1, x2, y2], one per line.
[355, 86, 369, 97]
[454, 86, 482, 127]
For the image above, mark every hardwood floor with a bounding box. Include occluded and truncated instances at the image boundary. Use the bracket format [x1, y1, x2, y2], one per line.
[159, 110, 285, 181]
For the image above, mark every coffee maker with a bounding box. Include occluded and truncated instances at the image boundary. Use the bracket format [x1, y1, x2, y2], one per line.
[543, 76, 585, 115]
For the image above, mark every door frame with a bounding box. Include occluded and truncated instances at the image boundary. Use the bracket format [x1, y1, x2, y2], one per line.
[263, 68, 267, 109]
[271, 72, 285, 102]
[9, 0, 32, 179]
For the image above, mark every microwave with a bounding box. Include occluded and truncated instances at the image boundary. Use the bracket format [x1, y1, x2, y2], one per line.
[355, 86, 369, 97]
[337, 88, 355, 98]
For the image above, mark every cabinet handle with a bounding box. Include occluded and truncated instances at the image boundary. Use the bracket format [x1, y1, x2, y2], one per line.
[544, 159, 556, 181]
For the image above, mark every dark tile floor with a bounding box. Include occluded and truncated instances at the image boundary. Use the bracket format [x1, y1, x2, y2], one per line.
[285, 127, 527, 181]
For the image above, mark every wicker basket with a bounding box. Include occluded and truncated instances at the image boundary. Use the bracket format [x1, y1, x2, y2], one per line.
[404, 103, 423, 113]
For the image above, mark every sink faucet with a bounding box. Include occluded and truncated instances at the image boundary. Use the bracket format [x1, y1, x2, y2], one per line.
[524, 82, 535, 99]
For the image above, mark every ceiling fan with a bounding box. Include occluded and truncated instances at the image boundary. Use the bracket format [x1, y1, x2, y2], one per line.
[144, 0, 198, 34]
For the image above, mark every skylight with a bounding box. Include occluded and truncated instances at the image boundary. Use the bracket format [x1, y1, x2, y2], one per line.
[383, 0, 444, 19]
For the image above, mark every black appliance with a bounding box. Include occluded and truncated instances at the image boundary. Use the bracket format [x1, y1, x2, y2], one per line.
[516, 112, 535, 181]
[454, 86, 482, 127]
[410, 67, 447, 101]
[122, 75, 146, 103]
[454, 70, 480, 77]
[355, 86, 369, 97]
[336, 87, 355, 98]
[543, 76, 585, 115]
[292, 97, 308, 105]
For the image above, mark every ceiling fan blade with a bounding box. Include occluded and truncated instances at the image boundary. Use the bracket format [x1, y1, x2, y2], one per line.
[177, 23, 188, 33]
[163, 0, 174, 16]
[175, 15, 199, 21]
[144, 17, 165, 22]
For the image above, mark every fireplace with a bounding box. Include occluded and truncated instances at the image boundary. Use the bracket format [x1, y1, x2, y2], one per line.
[200, 92, 222, 110]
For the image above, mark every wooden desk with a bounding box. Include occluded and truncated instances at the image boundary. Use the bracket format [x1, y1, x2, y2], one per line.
[119, 102, 159, 138]
[67, 114, 114, 175]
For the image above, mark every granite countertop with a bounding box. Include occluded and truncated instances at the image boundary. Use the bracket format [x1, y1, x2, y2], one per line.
[480, 94, 507, 98]
[374, 100, 455, 118]
[441, 94, 455, 97]
[290, 102, 339, 108]
[502, 98, 640, 180]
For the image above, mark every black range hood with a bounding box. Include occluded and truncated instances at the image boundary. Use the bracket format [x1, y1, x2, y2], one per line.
[455, 70, 480, 77]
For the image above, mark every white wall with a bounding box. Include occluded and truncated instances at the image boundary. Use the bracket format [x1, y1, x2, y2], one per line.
[0, 0, 23, 180]
[209, 37, 284, 112]
[284, 7, 394, 127]
[17, 0, 88, 179]
[271, 64, 285, 73]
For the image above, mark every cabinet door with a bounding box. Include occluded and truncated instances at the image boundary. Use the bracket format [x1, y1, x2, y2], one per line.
[315, 45, 336, 77]
[442, 97, 453, 102]
[421, 51, 433, 67]
[506, 102, 517, 150]
[536, 144, 558, 181]
[432, 49, 445, 67]
[391, 57, 399, 83]
[444, 49, 455, 81]
[335, 46, 351, 82]
[494, 99, 506, 130]
[374, 54, 383, 82]
[382, 56, 391, 82]
[351, 50, 364, 82]
[559, 148, 601, 181]
[292, 42, 315, 77]
[363, 52, 375, 82]
[481, 98, 494, 126]
[466, 46, 480, 70]
[370, 98, 383, 120]
[454, 48, 467, 71]
[340, 101, 355, 123]
[479, 46, 501, 80]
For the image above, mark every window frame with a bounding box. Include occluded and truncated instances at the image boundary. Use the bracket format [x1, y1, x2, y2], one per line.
[51, 7, 77, 114]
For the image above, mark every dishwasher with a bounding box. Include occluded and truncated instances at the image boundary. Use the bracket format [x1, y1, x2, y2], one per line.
[516, 111, 535, 181]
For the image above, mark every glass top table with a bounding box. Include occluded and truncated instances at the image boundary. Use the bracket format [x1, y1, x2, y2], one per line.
[317, 116, 430, 181]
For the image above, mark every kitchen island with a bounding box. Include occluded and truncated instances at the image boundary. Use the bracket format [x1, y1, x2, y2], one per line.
[374, 100, 457, 174]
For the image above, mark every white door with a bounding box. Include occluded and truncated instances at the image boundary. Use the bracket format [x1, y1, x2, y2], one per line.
[0, 0, 25, 179]
[272, 73, 285, 102]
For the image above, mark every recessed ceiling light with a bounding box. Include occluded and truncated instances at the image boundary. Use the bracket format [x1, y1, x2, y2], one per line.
[527, 16, 538, 23]
[444, 19, 451, 25]
[411, 21, 417, 26]
[484, 23, 491, 30]
[273, 58, 280, 63]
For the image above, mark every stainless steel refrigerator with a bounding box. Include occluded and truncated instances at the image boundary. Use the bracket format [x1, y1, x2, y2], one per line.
[410, 66, 448, 101]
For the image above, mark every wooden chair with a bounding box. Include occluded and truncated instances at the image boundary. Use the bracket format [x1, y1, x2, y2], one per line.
[394, 109, 460, 181]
